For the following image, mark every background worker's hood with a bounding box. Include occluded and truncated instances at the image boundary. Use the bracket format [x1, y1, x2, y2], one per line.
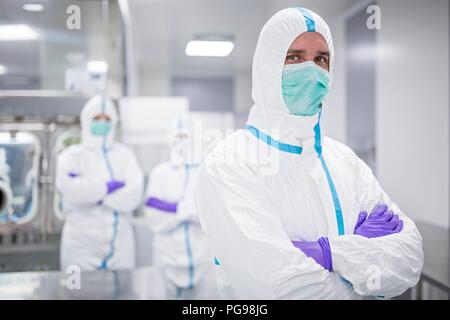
[247, 7, 334, 146]
[80, 94, 118, 149]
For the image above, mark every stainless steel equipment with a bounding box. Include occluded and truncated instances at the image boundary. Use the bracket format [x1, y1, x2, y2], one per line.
[0, 113, 80, 272]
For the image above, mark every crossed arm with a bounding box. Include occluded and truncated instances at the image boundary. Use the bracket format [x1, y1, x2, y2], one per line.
[328, 158, 423, 297]
[56, 150, 144, 212]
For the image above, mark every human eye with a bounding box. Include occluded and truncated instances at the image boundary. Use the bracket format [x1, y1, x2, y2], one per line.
[315, 55, 329, 66]
[285, 54, 303, 64]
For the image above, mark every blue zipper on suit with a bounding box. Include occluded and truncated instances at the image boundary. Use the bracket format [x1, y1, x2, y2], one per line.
[98, 98, 120, 270]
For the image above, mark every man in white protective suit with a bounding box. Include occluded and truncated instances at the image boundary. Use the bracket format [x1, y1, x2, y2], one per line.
[194, 8, 423, 299]
[57, 95, 144, 271]
[144, 118, 217, 299]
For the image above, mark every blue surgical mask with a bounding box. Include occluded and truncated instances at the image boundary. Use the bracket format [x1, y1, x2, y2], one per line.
[90, 120, 112, 136]
[282, 61, 330, 116]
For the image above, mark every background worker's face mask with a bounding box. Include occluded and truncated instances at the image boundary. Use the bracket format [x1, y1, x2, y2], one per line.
[282, 61, 330, 116]
[90, 120, 112, 136]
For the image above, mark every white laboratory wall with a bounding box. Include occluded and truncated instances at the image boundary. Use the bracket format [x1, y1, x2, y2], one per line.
[233, 70, 252, 115]
[118, 96, 189, 176]
[172, 77, 234, 112]
[376, 0, 449, 228]
[344, 1, 377, 169]
[323, 12, 348, 143]
[233, 70, 253, 129]
[138, 68, 171, 96]
[119, 96, 189, 144]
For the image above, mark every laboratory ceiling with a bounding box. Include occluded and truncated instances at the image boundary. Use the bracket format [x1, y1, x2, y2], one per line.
[130, 0, 360, 78]
[0, 0, 361, 88]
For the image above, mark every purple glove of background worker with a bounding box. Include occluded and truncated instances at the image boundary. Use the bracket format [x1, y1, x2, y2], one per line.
[145, 197, 177, 213]
[354, 204, 404, 238]
[107, 180, 125, 194]
[292, 237, 332, 271]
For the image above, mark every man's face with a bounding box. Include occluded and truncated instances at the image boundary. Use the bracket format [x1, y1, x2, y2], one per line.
[284, 32, 330, 71]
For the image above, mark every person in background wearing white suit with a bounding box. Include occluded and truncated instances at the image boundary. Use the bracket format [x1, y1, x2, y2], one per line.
[57, 95, 144, 271]
[144, 118, 217, 299]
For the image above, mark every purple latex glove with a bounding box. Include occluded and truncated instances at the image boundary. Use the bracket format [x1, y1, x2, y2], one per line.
[145, 197, 177, 214]
[354, 204, 404, 238]
[107, 180, 125, 194]
[292, 237, 332, 271]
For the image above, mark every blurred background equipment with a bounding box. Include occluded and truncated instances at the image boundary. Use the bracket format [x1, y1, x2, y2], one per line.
[0, 147, 13, 217]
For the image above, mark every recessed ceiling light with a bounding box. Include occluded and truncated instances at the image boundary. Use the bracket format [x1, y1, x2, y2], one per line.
[0, 65, 6, 75]
[185, 40, 234, 57]
[0, 24, 38, 41]
[22, 4, 44, 12]
[87, 61, 108, 74]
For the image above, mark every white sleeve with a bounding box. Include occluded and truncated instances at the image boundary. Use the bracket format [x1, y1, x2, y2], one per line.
[194, 150, 356, 299]
[55, 150, 107, 207]
[103, 150, 144, 212]
[329, 157, 424, 298]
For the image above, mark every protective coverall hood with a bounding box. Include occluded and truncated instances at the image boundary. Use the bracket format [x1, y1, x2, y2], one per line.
[248, 7, 334, 144]
[81, 95, 118, 149]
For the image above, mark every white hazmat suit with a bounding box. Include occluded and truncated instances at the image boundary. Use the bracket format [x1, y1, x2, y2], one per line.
[194, 8, 423, 299]
[57, 95, 144, 271]
[144, 125, 217, 299]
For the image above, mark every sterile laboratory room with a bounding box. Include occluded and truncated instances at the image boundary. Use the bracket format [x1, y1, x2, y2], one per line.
[0, 0, 449, 307]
